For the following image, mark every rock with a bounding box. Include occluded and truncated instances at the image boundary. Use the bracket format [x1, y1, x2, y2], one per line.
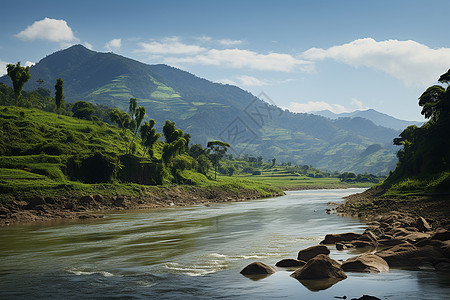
[377, 238, 405, 247]
[352, 240, 377, 248]
[79, 195, 95, 205]
[351, 295, 381, 300]
[290, 254, 347, 280]
[402, 232, 432, 243]
[0, 206, 10, 215]
[25, 196, 46, 209]
[434, 258, 450, 270]
[376, 242, 416, 254]
[388, 227, 412, 238]
[275, 259, 306, 267]
[320, 233, 362, 244]
[240, 262, 277, 275]
[336, 242, 347, 250]
[416, 216, 432, 232]
[341, 254, 389, 273]
[114, 197, 126, 206]
[441, 240, 450, 259]
[297, 245, 330, 261]
[431, 229, 450, 241]
[376, 245, 444, 268]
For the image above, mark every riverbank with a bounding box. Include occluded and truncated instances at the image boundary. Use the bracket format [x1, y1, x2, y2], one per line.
[337, 186, 450, 229]
[0, 183, 284, 226]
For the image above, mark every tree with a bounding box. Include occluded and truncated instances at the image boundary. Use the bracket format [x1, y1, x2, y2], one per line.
[163, 120, 184, 144]
[129, 98, 137, 132]
[6, 62, 31, 105]
[140, 119, 161, 158]
[162, 138, 186, 163]
[72, 101, 95, 120]
[109, 108, 131, 136]
[270, 158, 276, 168]
[197, 154, 212, 175]
[418, 85, 446, 122]
[207, 140, 230, 179]
[54, 78, 64, 115]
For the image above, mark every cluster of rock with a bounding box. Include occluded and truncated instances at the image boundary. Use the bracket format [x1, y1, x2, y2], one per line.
[323, 211, 450, 271]
[240, 211, 450, 296]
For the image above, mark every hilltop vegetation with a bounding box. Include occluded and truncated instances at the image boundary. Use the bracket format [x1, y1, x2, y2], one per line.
[380, 70, 450, 196]
[0, 45, 403, 175]
[338, 69, 450, 223]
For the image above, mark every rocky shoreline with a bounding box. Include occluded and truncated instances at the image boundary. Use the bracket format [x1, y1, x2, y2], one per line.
[240, 188, 450, 298]
[0, 186, 283, 226]
[337, 187, 450, 229]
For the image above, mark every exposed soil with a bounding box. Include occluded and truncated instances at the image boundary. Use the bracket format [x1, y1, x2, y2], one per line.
[0, 186, 284, 226]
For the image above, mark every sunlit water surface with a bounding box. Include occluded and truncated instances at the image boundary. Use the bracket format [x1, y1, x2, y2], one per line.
[1, 189, 449, 299]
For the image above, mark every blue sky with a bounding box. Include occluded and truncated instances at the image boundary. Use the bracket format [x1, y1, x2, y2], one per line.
[1, 0, 449, 121]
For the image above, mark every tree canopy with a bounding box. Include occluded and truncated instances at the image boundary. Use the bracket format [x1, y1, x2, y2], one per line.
[6, 62, 30, 105]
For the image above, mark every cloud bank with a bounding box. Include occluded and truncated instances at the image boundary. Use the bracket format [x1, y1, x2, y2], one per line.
[16, 17, 78, 43]
[302, 38, 450, 86]
[105, 38, 122, 51]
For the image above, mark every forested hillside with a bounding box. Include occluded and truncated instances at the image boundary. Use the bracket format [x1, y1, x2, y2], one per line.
[0, 45, 401, 174]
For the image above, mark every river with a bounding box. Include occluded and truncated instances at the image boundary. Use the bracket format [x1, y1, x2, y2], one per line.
[1, 189, 449, 299]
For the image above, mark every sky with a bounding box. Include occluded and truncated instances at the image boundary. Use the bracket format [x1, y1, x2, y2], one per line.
[1, 0, 449, 121]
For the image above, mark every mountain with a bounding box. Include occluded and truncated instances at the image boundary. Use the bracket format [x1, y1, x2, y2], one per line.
[312, 109, 423, 131]
[0, 45, 401, 175]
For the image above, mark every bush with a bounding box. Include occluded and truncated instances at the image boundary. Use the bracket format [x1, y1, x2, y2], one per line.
[69, 152, 118, 183]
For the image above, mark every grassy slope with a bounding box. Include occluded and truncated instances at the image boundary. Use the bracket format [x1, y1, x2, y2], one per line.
[0, 106, 282, 205]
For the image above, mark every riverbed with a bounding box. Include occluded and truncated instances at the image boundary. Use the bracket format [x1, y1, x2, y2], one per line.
[1, 189, 449, 299]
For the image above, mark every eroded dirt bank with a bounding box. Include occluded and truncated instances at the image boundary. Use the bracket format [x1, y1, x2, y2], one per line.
[0, 186, 284, 226]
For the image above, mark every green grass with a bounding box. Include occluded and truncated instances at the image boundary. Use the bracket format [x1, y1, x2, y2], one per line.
[383, 171, 450, 197]
[236, 169, 373, 190]
[0, 105, 144, 156]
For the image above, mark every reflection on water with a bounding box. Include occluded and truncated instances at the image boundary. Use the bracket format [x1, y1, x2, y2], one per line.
[0, 188, 449, 299]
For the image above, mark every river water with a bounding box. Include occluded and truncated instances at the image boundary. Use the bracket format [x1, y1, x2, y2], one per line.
[1, 189, 449, 299]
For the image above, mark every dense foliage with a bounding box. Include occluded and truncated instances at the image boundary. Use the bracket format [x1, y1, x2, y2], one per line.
[382, 69, 450, 193]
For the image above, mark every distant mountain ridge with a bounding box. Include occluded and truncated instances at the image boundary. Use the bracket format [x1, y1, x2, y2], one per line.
[0, 45, 401, 174]
[312, 109, 423, 131]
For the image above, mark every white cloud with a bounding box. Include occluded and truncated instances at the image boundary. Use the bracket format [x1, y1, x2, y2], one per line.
[236, 75, 268, 86]
[350, 98, 367, 110]
[16, 17, 78, 43]
[166, 48, 312, 72]
[218, 39, 242, 46]
[0, 59, 9, 76]
[84, 42, 93, 50]
[24, 61, 35, 67]
[287, 101, 349, 114]
[105, 38, 122, 51]
[195, 36, 212, 43]
[136, 36, 206, 55]
[216, 78, 237, 86]
[302, 38, 450, 86]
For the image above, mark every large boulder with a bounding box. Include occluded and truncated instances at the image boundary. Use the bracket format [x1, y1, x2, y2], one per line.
[297, 245, 330, 261]
[320, 232, 362, 244]
[240, 262, 276, 275]
[376, 245, 445, 268]
[291, 254, 347, 280]
[341, 254, 389, 273]
[275, 259, 306, 267]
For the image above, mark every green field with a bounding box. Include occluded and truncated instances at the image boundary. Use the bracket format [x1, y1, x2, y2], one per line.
[235, 169, 373, 190]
